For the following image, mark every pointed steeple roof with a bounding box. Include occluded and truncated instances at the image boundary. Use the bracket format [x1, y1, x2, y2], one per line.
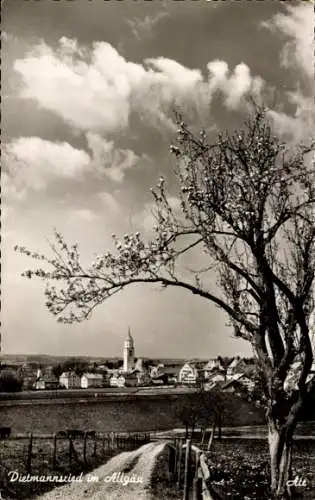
[126, 327, 134, 345]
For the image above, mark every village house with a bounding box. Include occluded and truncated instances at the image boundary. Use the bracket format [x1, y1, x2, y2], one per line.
[204, 371, 226, 391]
[135, 370, 151, 386]
[59, 371, 81, 389]
[150, 364, 180, 385]
[109, 372, 138, 388]
[161, 366, 181, 384]
[132, 358, 151, 386]
[222, 373, 255, 394]
[179, 363, 203, 385]
[34, 374, 59, 390]
[150, 364, 165, 379]
[81, 373, 103, 389]
[226, 357, 247, 380]
[203, 358, 225, 379]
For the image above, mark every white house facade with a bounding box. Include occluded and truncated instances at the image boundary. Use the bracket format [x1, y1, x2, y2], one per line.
[59, 371, 81, 389]
[110, 372, 138, 387]
[179, 363, 201, 385]
[81, 373, 103, 389]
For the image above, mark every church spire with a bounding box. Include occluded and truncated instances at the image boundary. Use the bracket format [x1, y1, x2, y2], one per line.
[123, 327, 135, 372]
[127, 327, 134, 345]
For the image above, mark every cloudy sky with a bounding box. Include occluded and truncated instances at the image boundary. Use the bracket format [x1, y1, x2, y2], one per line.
[2, 0, 314, 359]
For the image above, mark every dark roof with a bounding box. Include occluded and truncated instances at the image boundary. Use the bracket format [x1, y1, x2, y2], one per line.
[161, 366, 181, 375]
[38, 377, 59, 384]
[207, 370, 226, 378]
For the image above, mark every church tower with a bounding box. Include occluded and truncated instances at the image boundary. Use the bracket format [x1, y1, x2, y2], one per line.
[123, 328, 135, 372]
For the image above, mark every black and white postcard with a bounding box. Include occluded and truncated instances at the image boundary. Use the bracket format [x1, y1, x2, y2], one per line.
[1, 1, 315, 499]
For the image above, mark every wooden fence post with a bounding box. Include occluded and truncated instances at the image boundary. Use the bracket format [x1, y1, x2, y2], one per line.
[200, 428, 206, 447]
[93, 433, 97, 457]
[183, 438, 191, 500]
[217, 415, 222, 441]
[69, 437, 73, 467]
[112, 432, 115, 450]
[192, 449, 201, 500]
[83, 432, 88, 464]
[207, 422, 215, 451]
[174, 438, 178, 476]
[26, 433, 33, 472]
[177, 438, 183, 488]
[168, 444, 176, 478]
[52, 433, 57, 469]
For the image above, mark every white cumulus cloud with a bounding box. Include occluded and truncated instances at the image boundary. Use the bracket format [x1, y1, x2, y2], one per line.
[3, 138, 91, 198]
[262, 4, 314, 143]
[3, 132, 146, 202]
[14, 38, 265, 134]
[262, 4, 314, 80]
[86, 132, 141, 183]
[207, 60, 264, 110]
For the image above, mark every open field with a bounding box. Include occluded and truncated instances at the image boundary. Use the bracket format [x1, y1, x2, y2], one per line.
[0, 393, 265, 434]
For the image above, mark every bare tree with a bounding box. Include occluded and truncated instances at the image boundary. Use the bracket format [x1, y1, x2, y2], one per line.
[175, 388, 222, 443]
[16, 103, 315, 498]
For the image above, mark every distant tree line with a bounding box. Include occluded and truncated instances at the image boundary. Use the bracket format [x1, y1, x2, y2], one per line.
[51, 358, 126, 379]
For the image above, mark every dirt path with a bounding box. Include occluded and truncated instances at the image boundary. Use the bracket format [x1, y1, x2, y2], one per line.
[36, 440, 169, 500]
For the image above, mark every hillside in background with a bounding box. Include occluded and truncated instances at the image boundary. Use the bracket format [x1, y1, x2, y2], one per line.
[0, 354, 212, 366]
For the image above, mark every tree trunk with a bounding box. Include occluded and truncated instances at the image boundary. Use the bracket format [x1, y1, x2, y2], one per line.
[217, 414, 222, 441]
[268, 420, 294, 499]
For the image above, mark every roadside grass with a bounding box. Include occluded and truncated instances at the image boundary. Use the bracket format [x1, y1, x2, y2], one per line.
[149, 443, 182, 500]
